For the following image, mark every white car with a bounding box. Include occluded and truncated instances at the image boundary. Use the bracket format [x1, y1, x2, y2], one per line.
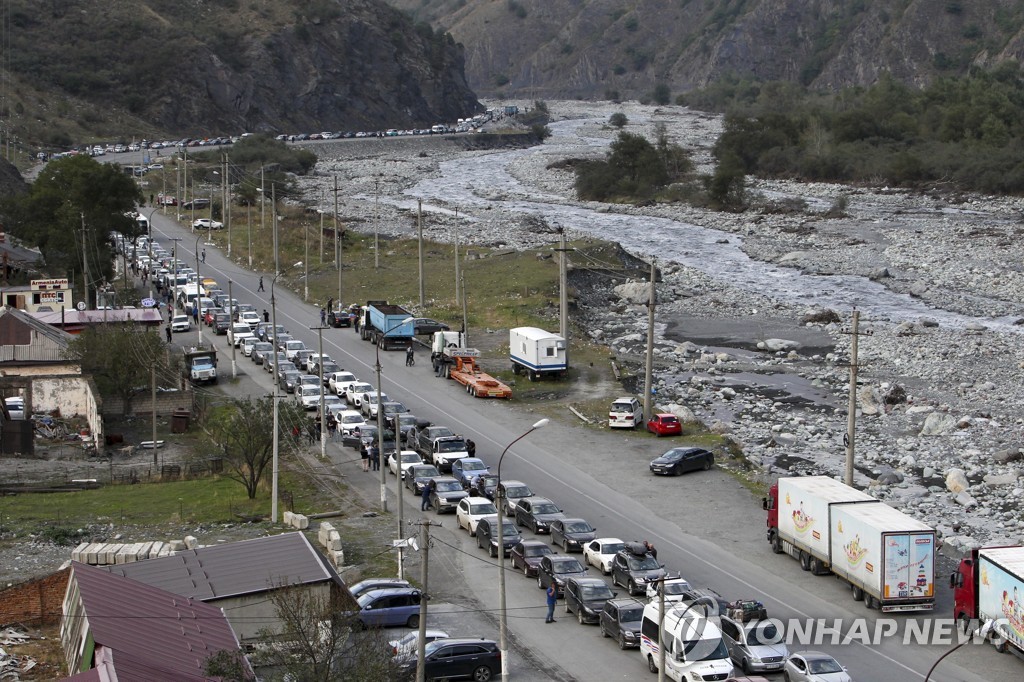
[362, 392, 389, 419]
[782, 651, 851, 682]
[336, 410, 365, 436]
[347, 382, 376, 408]
[192, 218, 223, 229]
[239, 310, 261, 329]
[170, 314, 191, 333]
[297, 386, 323, 410]
[388, 450, 422, 479]
[284, 340, 306, 361]
[328, 371, 358, 395]
[227, 323, 255, 347]
[242, 337, 261, 357]
[456, 496, 499, 536]
[583, 538, 626, 575]
[389, 630, 449, 661]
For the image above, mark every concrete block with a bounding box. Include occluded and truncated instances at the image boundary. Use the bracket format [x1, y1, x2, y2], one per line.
[329, 548, 345, 567]
[72, 543, 89, 563]
[183, 535, 198, 550]
[318, 522, 334, 546]
[283, 511, 294, 527]
[293, 513, 309, 530]
[83, 543, 101, 564]
[327, 530, 343, 552]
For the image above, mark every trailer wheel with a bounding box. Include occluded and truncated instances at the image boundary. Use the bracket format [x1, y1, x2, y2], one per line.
[865, 595, 878, 610]
[809, 556, 823, 574]
[512, 363, 521, 375]
[799, 550, 811, 571]
[995, 638, 1009, 654]
[529, 370, 538, 382]
[852, 585, 864, 602]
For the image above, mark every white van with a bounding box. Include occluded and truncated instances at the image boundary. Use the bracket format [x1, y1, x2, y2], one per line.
[609, 396, 643, 429]
[640, 601, 733, 680]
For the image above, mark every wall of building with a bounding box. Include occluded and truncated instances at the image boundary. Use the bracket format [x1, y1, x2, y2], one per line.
[0, 566, 71, 627]
[212, 582, 334, 642]
[102, 387, 191, 418]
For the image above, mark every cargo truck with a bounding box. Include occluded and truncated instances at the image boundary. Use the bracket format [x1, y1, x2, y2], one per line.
[764, 476, 936, 612]
[951, 546, 1024, 657]
[509, 326, 567, 380]
[182, 347, 218, 385]
[360, 302, 415, 350]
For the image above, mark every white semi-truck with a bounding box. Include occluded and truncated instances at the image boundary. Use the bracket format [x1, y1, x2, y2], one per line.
[509, 326, 567, 380]
[764, 476, 936, 612]
[952, 545, 1024, 658]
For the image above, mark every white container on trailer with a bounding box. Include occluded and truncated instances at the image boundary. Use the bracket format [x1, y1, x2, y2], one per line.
[776, 476, 876, 565]
[975, 547, 1024, 654]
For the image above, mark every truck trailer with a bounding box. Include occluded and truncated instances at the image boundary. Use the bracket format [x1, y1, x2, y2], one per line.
[952, 545, 1024, 657]
[360, 302, 415, 350]
[764, 476, 936, 612]
[509, 326, 567, 380]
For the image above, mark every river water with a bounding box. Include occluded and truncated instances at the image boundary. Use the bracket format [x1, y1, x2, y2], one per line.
[395, 118, 1022, 333]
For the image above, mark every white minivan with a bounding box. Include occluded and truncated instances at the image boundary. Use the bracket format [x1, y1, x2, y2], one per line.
[609, 396, 643, 429]
[640, 601, 733, 680]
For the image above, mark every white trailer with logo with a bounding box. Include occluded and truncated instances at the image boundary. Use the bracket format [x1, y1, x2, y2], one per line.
[509, 326, 567, 381]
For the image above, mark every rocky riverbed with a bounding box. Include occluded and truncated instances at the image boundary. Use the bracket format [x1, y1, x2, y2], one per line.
[298, 100, 1024, 552]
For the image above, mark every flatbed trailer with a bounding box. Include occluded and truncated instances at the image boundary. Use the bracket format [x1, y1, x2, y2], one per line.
[446, 351, 512, 399]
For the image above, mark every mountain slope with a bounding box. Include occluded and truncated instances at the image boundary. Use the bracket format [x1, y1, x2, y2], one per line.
[2, 0, 479, 146]
[385, 0, 1024, 98]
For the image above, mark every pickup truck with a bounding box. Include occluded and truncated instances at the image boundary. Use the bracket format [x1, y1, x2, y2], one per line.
[410, 425, 455, 456]
[227, 323, 255, 347]
[430, 435, 470, 472]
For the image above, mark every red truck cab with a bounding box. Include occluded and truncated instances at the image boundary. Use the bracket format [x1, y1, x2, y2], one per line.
[951, 551, 979, 622]
[762, 483, 779, 540]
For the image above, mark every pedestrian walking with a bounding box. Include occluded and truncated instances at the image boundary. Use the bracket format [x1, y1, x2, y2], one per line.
[421, 479, 435, 511]
[545, 584, 558, 623]
[405, 343, 415, 367]
[257, 276, 265, 292]
[361, 445, 370, 472]
[201, 249, 206, 263]
[165, 325, 172, 343]
[320, 307, 326, 326]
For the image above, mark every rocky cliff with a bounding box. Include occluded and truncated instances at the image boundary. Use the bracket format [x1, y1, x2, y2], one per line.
[5, 0, 480, 140]
[386, 0, 1024, 97]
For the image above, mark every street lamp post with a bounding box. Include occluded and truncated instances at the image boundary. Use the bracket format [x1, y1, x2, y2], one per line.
[495, 418, 549, 681]
[271, 261, 303, 523]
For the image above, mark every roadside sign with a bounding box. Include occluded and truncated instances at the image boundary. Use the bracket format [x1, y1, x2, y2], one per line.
[141, 298, 157, 308]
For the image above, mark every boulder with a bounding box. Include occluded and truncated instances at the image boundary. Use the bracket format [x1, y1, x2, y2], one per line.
[183, 535, 198, 550]
[920, 412, 956, 436]
[758, 338, 801, 352]
[945, 468, 969, 494]
[613, 281, 651, 305]
[954, 491, 978, 508]
[882, 384, 907, 405]
[983, 472, 1019, 486]
[799, 308, 841, 325]
[664, 403, 701, 424]
[993, 448, 1022, 464]
[858, 386, 882, 416]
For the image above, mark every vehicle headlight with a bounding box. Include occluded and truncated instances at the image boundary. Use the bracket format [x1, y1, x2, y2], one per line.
[688, 673, 703, 682]
[623, 631, 637, 640]
[554, 577, 565, 586]
[750, 655, 762, 663]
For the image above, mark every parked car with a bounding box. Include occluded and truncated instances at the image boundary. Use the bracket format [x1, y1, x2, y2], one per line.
[720, 615, 789, 675]
[509, 540, 553, 577]
[405, 463, 441, 494]
[475, 516, 521, 558]
[192, 218, 223, 230]
[389, 629, 449, 661]
[349, 578, 411, 600]
[563, 576, 616, 625]
[782, 651, 851, 682]
[428, 476, 468, 513]
[336, 410, 366, 436]
[242, 337, 259, 357]
[347, 382, 376, 408]
[496, 480, 533, 516]
[397, 638, 500, 682]
[549, 518, 598, 553]
[361, 392, 390, 419]
[380, 401, 409, 420]
[227, 323, 254, 347]
[388, 450, 422, 479]
[4, 396, 25, 420]
[608, 396, 642, 429]
[514, 497, 564, 534]
[329, 371, 358, 395]
[599, 597, 645, 649]
[584, 538, 625, 575]
[468, 474, 499, 500]
[451, 457, 490, 489]
[456, 497, 498, 535]
[279, 370, 302, 394]
[213, 313, 231, 334]
[354, 587, 423, 628]
[239, 310, 261, 329]
[250, 342, 275, 364]
[284, 339, 306, 361]
[610, 543, 665, 596]
[649, 447, 715, 475]
[536, 555, 587, 596]
[646, 413, 683, 437]
[297, 385, 323, 410]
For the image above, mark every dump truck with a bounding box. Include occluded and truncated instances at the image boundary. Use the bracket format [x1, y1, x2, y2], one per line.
[951, 545, 1024, 657]
[764, 476, 936, 612]
[509, 326, 568, 380]
[360, 301, 415, 350]
[182, 347, 218, 385]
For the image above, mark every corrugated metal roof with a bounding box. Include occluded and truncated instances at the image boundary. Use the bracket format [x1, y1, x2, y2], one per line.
[0, 306, 73, 351]
[103, 532, 340, 601]
[70, 562, 252, 681]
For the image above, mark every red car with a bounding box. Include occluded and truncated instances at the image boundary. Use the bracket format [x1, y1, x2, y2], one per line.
[203, 308, 219, 326]
[646, 413, 682, 437]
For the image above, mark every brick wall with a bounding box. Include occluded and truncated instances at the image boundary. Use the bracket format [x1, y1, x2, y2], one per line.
[102, 387, 192, 418]
[0, 566, 71, 627]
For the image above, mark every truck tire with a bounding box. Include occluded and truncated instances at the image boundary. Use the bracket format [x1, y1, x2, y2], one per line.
[799, 550, 811, 571]
[647, 655, 658, 674]
[809, 556, 823, 574]
[529, 370, 538, 382]
[770, 532, 783, 554]
[512, 363, 521, 375]
[852, 585, 864, 601]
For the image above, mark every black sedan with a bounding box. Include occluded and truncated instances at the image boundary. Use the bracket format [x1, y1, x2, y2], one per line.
[405, 464, 440, 494]
[509, 540, 553, 577]
[550, 518, 597, 553]
[536, 555, 587, 596]
[649, 447, 714, 476]
[469, 474, 499, 500]
[514, 497, 564, 534]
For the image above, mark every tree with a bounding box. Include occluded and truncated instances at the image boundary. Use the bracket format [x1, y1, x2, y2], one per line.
[248, 584, 403, 681]
[209, 396, 303, 500]
[609, 112, 628, 128]
[65, 324, 170, 416]
[652, 83, 671, 105]
[2, 155, 143, 296]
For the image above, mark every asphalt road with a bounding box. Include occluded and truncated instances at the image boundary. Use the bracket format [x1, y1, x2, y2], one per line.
[149, 208, 1019, 682]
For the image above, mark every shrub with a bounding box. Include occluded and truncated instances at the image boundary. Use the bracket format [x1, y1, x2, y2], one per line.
[609, 112, 628, 128]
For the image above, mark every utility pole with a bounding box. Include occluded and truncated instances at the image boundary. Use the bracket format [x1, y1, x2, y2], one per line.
[260, 166, 265, 239]
[415, 520, 433, 682]
[844, 309, 870, 486]
[642, 258, 657, 422]
[313, 324, 328, 460]
[334, 175, 342, 308]
[272, 183, 279, 277]
[374, 178, 380, 270]
[246, 204, 252, 267]
[319, 189, 324, 264]
[80, 214, 90, 309]
[183, 148, 188, 227]
[658, 576, 666, 682]
[151, 365, 158, 468]
[223, 154, 231, 257]
[394, 412, 406, 580]
[558, 228, 569, 341]
[460, 272, 469, 348]
[304, 224, 309, 302]
[418, 199, 425, 307]
[227, 280, 237, 378]
[454, 207, 461, 306]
